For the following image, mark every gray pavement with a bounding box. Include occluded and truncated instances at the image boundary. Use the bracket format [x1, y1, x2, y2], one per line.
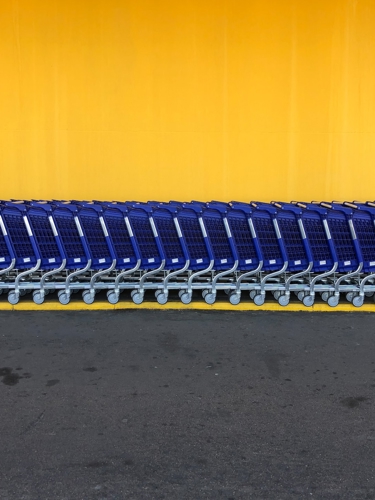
[1, 310, 375, 499]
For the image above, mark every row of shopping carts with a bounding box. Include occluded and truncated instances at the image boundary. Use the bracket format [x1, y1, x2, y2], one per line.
[0, 199, 375, 307]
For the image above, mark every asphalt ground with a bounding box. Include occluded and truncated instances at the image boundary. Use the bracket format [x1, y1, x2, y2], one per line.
[1, 310, 375, 500]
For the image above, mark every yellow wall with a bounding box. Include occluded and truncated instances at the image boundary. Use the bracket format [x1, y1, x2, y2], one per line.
[1, 0, 375, 201]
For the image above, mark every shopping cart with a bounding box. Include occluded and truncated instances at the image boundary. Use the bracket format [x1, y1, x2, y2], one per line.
[125, 203, 165, 304]
[0, 202, 41, 304]
[26, 202, 67, 304]
[52, 202, 92, 305]
[249, 202, 288, 306]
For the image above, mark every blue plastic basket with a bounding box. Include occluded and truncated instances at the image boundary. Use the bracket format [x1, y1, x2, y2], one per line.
[51, 203, 91, 270]
[319, 203, 362, 273]
[0, 203, 40, 270]
[126, 204, 164, 270]
[76, 203, 116, 270]
[152, 206, 188, 270]
[250, 202, 286, 272]
[227, 203, 261, 272]
[297, 204, 337, 273]
[176, 205, 213, 271]
[26, 203, 66, 270]
[201, 205, 237, 271]
[102, 204, 140, 270]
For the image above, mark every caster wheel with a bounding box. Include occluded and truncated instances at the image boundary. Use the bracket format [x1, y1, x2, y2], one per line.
[180, 293, 192, 305]
[273, 291, 281, 300]
[346, 292, 354, 302]
[365, 292, 374, 298]
[107, 291, 119, 305]
[83, 291, 95, 305]
[352, 295, 364, 308]
[278, 294, 290, 307]
[253, 294, 265, 306]
[249, 290, 257, 300]
[8, 292, 19, 305]
[131, 289, 138, 298]
[202, 289, 210, 299]
[224, 289, 231, 295]
[321, 292, 329, 302]
[58, 292, 70, 305]
[132, 292, 144, 305]
[297, 291, 305, 301]
[156, 293, 168, 305]
[155, 290, 164, 298]
[229, 292, 241, 305]
[204, 293, 216, 305]
[328, 295, 339, 307]
[32, 291, 44, 305]
[178, 290, 186, 298]
[303, 295, 314, 307]
[19, 290, 27, 297]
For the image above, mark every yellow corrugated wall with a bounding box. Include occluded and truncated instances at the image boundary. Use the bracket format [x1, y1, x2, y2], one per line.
[1, 0, 375, 201]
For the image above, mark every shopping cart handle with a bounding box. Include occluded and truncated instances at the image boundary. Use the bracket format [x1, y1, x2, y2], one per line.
[229, 202, 252, 214]
[206, 203, 227, 214]
[78, 202, 103, 213]
[326, 202, 354, 215]
[181, 202, 203, 213]
[251, 202, 278, 215]
[103, 203, 129, 213]
[2, 201, 27, 210]
[273, 202, 303, 215]
[127, 202, 153, 213]
[156, 204, 179, 214]
[51, 202, 79, 212]
[28, 202, 54, 211]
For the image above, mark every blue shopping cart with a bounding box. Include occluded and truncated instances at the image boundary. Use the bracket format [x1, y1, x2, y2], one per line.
[249, 202, 289, 306]
[174, 203, 214, 304]
[151, 204, 190, 304]
[101, 203, 141, 304]
[225, 202, 263, 305]
[125, 203, 166, 304]
[0, 202, 41, 304]
[51, 202, 92, 305]
[26, 202, 67, 304]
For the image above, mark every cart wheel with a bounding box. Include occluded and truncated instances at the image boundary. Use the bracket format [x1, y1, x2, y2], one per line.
[327, 295, 339, 307]
[155, 290, 163, 298]
[157, 293, 168, 305]
[58, 292, 70, 305]
[83, 291, 95, 305]
[253, 294, 265, 306]
[204, 293, 216, 305]
[229, 292, 241, 305]
[32, 291, 44, 305]
[278, 294, 289, 307]
[178, 290, 185, 298]
[297, 291, 305, 301]
[131, 289, 138, 298]
[273, 291, 281, 300]
[180, 293, 192, 305]
[8, 292, 19, 305]
[107, 291, 119, 305]
[202, 289, 210, 299]
[19, 290, 27, 297]
[132, 292, 144, 305]
[249, 290, 257, 300]
[345, 292, 354, 303]
[365, 291, 374, 298]
[303, 295, 314, 307]
[321, 292, 329, 302]
[224, 289, 231, 295]
[352, 295, 364, 308]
